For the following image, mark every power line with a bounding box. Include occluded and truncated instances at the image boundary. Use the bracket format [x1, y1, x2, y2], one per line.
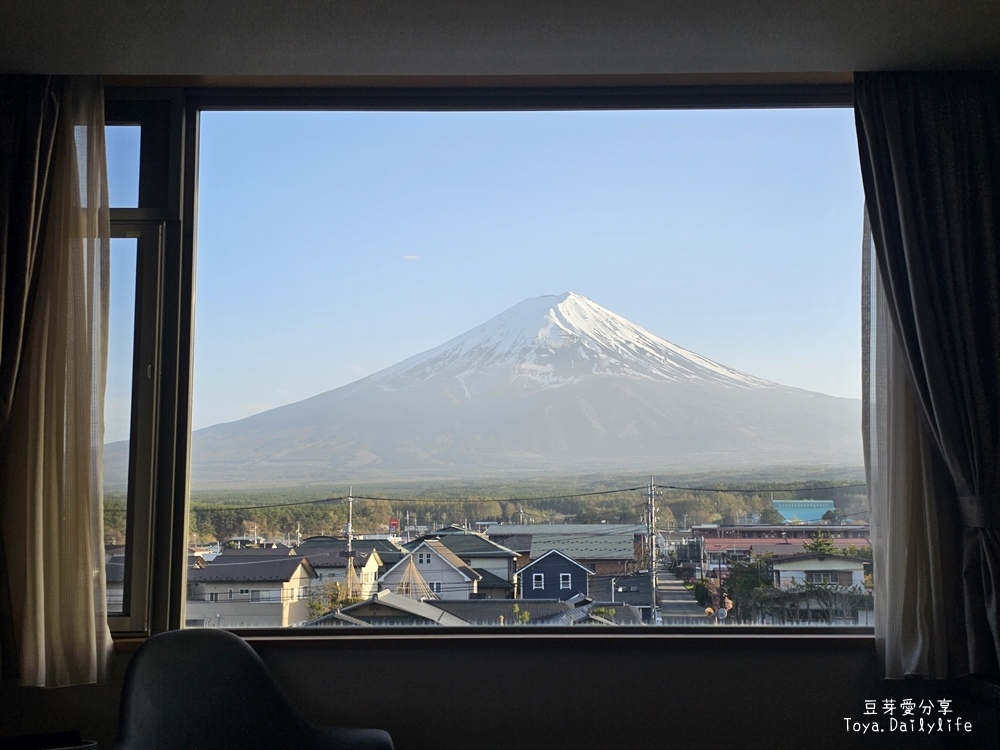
[181, 481, 867, 515]
[189, 496, 348, 513]
[354, 485, 646, 504]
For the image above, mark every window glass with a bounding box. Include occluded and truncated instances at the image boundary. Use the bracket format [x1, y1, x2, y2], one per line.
[189, 109, 868, 629]
[103, 237, 137, 614]
[105, 125, 141, 208]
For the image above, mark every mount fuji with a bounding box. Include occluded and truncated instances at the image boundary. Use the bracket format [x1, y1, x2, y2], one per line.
[183, 292, 862, 486]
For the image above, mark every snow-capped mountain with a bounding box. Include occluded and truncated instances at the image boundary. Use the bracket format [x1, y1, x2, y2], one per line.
[169, 292, 861, 486]
[367, 292, 772, 394]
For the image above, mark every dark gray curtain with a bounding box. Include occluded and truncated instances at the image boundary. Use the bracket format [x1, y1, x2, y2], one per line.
[855, 71, 1000, 676]
[0, 75, 60, 681]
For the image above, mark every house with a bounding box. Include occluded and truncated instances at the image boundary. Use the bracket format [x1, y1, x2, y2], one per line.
[770, 554, 873, 626]
[309, 590, 468, 627]
[749, 538, 873, 559]
[488, 524, 648, 575]
[516, 549, 592, 601]
[404, 529, 519, 598]
[771, 553, 867, 589]
[186, 556, 317, 628]
[300, 549, 382, 600]
[378, 539, 482, 600]
[426, 598, 575, 626]
[295, 535, 407, 569]
[105, 562, 125, 614]
[691, 523, 871, 540]
[590, 574, 656, 623]
[3, 5, 998, 750]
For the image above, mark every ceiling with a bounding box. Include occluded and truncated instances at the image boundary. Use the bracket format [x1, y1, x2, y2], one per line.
[1, 1, 998, 81]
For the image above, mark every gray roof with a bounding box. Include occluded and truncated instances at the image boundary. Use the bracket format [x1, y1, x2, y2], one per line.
[336, 590, 469, 625]
[528, 534, 635, 561]
[486, 533, 532, 553]
[581, 602, 644, 625]
[750, 539, 871, 558]
[770, 553, 868, 567]
[212, 548, 294, 559]
[382, 539, 483, 582]
[489, 524, 644, 561]
[189, 557, 315, 583]
[305, 610, 371, 627]
[295, 536, 405, 564]
[404, 532, 518, 559]
[590, 574, 652, 606]
[427, 599, 574, 625]
[474, 568, 513, 589]
[298, 550, 381, 570]
[490, 524, 647, 536]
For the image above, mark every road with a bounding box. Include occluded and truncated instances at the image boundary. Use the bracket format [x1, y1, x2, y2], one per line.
[656, 571, 710, 623]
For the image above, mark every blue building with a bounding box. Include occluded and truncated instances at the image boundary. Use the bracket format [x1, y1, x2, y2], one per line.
[517, 549, 592, 600]
[771, 500, 836, 523]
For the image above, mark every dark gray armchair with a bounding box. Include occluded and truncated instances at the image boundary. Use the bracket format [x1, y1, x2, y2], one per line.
[113, 629, 393, 750]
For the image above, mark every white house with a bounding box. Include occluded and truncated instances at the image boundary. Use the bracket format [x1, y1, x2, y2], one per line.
[378, 539, 481, 600]
[771, 553, 867, 588]
[770, 553, 873, 626]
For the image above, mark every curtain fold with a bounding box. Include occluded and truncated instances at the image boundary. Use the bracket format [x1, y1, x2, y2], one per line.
[0, 76, 112, 687]
[856, 71, 1000, 678]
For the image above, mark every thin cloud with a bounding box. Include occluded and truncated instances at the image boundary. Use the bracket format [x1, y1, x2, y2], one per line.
[403, 255, 421, 262]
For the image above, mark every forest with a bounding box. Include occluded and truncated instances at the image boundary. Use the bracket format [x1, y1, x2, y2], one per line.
[103, 466, 868, 546]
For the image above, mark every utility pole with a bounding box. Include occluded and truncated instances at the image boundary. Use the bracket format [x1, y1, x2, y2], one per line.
[647, 476, 658, 618]
[341, 488, 357, 600]
[346, 487, 354, 555]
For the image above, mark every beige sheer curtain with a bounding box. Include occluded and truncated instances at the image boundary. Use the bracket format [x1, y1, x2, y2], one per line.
[0, 76, 112, 686]
[863, 211, 963, 678]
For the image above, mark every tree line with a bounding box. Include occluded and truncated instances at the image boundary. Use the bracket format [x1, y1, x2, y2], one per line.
[103, 473, 868, 545]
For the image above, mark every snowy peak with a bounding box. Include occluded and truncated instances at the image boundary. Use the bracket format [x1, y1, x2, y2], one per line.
[368, 292, 773, 395]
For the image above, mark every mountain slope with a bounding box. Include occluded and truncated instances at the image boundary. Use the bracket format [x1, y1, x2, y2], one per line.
[175, 292, 861, 486]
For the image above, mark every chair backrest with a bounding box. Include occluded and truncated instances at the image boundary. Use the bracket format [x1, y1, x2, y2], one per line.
[114, 629, 362, 750]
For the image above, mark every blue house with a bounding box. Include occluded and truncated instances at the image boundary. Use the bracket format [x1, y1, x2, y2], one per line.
[517, 549, 592, 600]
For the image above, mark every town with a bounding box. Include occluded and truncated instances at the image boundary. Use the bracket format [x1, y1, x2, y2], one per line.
[106, 496, 874, 629]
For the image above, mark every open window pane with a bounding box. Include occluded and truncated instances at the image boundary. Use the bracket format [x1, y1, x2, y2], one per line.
[104, 220, 161, 633]
[103, 237, 138, 614]
[189, 108, 869, 629]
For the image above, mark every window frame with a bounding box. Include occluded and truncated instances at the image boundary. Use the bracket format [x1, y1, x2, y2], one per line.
[108, 83, 877, 639]
[104, 91, 192, 637]
[105, 218, 162, 634]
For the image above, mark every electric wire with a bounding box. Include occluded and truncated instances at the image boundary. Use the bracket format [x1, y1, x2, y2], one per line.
[181, 481, 866, 514]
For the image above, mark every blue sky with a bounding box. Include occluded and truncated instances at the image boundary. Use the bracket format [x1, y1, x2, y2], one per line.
[186, 108, 864, 431]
